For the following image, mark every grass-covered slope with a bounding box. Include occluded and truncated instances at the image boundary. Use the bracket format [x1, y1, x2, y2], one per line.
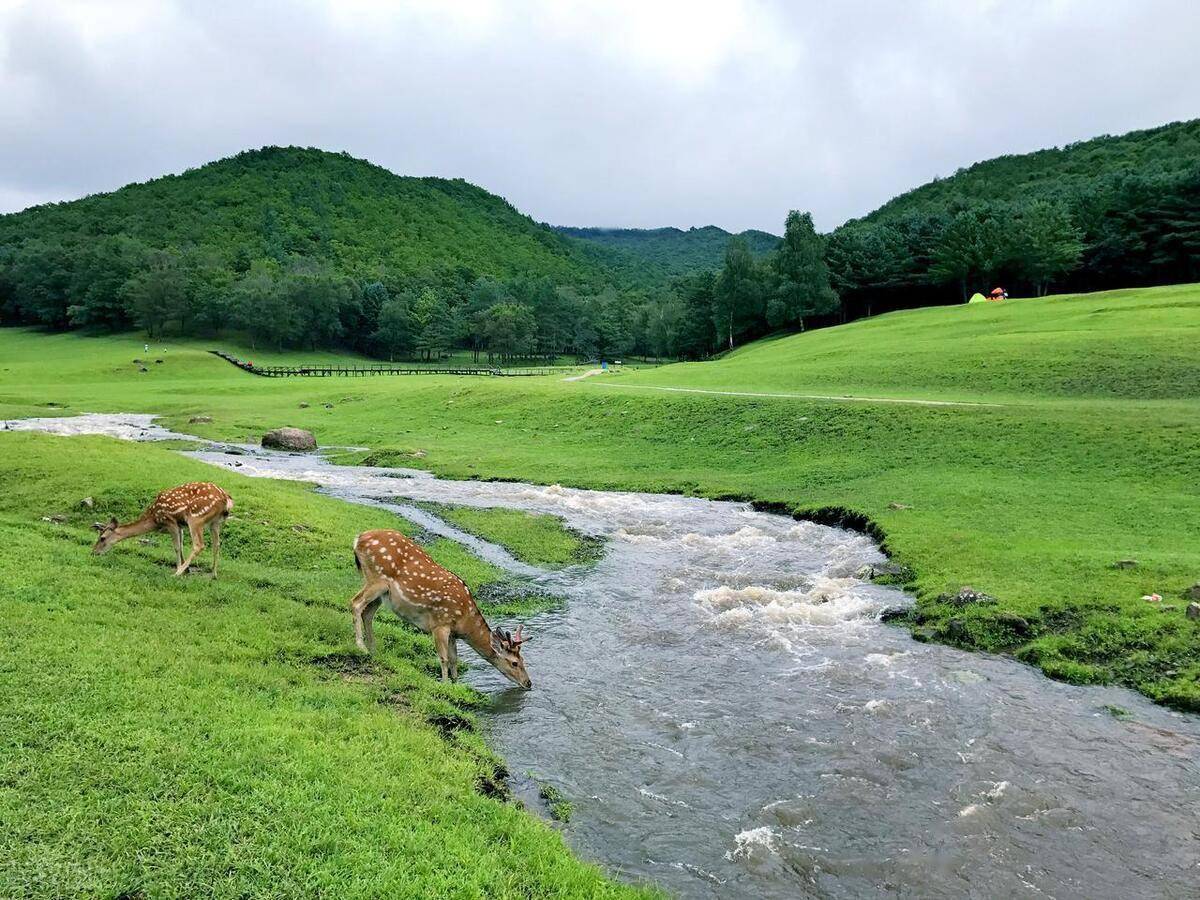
[1, 285, 1197, 709]
[557, 225, 779, 282]
[859, 118, 1200, 224]
[0, 146, 606, 283]
[627, 283, 1200, 401]
[0, 433, 646, 898]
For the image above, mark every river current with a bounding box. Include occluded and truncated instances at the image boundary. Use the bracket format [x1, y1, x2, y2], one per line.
[6, 414, 1199, 898]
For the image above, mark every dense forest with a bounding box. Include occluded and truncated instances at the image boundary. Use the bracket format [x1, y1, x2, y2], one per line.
[2, 120, 1197, 359]
[556, 225, 779, 283]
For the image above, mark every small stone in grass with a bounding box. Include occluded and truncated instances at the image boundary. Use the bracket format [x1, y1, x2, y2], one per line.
[189, 415, 212, 424]
[79, 497, 94, 508]
[1112, 559, 1138, 570]
[941, 586, 998, 607]
[1187, 602, 1200, 621]
[888, 502, 912, 510]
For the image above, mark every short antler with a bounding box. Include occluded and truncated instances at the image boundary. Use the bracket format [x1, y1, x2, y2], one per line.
[511, 624, 527, 646]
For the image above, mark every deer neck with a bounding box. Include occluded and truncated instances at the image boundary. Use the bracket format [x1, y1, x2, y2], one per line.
[114, 514, 160, 542]
[460, 608, 497, 662]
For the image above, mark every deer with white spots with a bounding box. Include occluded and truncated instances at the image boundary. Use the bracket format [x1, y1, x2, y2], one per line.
[349, 529, 532, 690]
[92, 482, 234, 576]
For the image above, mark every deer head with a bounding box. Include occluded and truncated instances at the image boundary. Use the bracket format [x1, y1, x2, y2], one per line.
[490, 624, 532, 690]
[91, 518, 120, 554]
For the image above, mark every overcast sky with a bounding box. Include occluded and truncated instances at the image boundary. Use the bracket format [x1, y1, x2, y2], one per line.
[1, 0, 1197, 233]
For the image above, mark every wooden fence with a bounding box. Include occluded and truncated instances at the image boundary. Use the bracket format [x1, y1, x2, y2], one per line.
[209, 350, 556, 378]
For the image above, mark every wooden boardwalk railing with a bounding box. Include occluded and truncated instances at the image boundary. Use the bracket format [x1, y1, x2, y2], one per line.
[209, 350, 556, 378]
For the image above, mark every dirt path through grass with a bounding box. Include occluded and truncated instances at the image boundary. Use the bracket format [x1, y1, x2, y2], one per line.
[587, 380, 1007, 407]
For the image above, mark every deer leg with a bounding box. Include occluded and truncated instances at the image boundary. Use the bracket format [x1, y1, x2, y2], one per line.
[349, 578, 389, 653]
[432, 625, 452, 682]
[209, 516, 223, 577]
[360, 595, 383, 653]
[447, 636, 459, 682]
[166, 520, 183, 569]
[176, 518, 205, 576]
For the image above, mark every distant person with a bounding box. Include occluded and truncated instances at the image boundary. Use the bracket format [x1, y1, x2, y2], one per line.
[989, 287, 1007, 302]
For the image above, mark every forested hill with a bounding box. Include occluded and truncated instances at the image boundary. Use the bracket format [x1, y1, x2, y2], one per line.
[1, 147, 665, 358]
[557, 225, 779, 281]
[828, 119, 1200, 316]
[0, 146, 606, 284]
[860, 119, 1200, 224]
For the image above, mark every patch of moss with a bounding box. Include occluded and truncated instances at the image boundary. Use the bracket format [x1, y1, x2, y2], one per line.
[537, 782, 574, 823]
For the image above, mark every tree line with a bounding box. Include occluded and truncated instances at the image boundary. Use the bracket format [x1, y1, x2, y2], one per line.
[0, 234, 653, 361]
[0, 211, 837, 361]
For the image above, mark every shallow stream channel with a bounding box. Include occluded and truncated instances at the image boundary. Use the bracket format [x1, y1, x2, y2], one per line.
[7, 414, 1200, 898]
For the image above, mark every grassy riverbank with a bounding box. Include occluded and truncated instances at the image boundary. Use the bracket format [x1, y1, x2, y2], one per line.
[1, 282, 1197, 711]
[0, 433, 648, 897]
[422, 504, 604, 569]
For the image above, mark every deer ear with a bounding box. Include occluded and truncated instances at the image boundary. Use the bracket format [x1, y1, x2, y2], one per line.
[109, 517, 118, 527]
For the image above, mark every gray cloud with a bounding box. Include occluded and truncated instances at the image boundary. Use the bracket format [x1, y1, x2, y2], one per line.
[1, 0, 1197, 232]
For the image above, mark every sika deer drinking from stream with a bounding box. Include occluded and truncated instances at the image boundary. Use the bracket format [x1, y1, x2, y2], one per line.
[349, 529, 532, 689]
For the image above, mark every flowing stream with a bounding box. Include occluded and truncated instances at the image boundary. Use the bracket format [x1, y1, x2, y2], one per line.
[6, 414, 1199, 898]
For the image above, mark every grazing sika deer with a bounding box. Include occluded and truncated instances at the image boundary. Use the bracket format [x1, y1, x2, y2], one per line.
[92, 482, 234, 576]
[350, 529, 532, 689]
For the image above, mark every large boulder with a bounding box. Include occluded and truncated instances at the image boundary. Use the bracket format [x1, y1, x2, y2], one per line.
[262, 427, 317, 452]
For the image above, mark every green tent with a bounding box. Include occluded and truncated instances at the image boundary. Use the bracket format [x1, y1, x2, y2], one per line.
[967, 292, 987, 304]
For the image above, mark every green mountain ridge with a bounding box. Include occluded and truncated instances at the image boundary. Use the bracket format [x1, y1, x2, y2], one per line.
[858, 118, 1200, 224]
[0, 146, 609, 285]
[827, 118, 1200, 313]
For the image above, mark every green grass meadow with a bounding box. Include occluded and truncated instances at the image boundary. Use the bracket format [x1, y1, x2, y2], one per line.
[0, 282, 1197, 892]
